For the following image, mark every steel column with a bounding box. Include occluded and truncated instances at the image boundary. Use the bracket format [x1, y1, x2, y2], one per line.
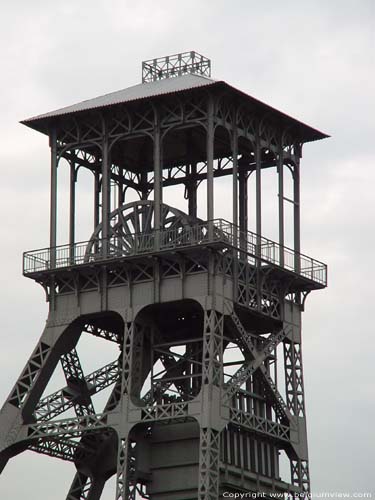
[284, 331, 310, 494]
[232, 126, 239, 300]
[153, 110, 162, 249]
[69, 160, 76, 262]
[232, 126, 239, 243]
[101, 126, 110, 258]
[198, 427, 220, 500]
[207, 97, 214, 239]
[239, 169, 248, 239]
[294, 153, 301, 273]
[278, 149, 285, 266]
[115, 317, 135, 499]
[198, 309, 223, 499]
[255, 137, 262, 258]
[94, 171, 100, 231]
[50, 128, 58, 268]
[115, 437, 132, 500]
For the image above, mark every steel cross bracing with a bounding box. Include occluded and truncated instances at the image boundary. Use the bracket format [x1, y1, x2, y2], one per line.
[60, 348, 96, 417]
[0, 299, 310, 498]
[0, 263, 311, 497]
[226, 310, 292, 424]
[217, 307, 311, 494]
[34, 360, 119, 421]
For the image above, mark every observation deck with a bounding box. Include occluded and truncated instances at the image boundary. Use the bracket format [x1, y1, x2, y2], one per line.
[23, 219, 327, 290]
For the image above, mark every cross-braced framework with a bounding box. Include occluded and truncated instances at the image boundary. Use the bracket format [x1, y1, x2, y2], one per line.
[142, 51, 211, 83]
[1, 52, 328, 499]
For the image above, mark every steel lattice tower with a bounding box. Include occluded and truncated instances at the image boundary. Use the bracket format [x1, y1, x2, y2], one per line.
[0, 51, 328, 499]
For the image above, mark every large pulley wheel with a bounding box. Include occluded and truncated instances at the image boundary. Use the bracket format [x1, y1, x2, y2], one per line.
[85, 200, 206, 259]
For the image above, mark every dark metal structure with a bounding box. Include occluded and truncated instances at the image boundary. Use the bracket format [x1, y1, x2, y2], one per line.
[0, 51, 328, 499]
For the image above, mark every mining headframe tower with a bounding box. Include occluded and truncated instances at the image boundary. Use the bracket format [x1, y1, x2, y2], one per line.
[0, 51, 328, 499]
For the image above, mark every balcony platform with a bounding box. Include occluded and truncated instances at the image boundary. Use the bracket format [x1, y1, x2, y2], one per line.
[23, 219, 327, 291]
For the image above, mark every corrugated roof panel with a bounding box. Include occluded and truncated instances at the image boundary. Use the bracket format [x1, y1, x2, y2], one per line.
[21, 73, 328, 142]
[22, 74, 217, 123]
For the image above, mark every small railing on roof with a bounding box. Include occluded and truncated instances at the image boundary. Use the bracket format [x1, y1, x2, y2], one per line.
[142, 51, 211, 83]
[23, 219, 327, 286]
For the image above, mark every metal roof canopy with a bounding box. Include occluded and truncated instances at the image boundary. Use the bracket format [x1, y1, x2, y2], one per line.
[21, 73, 328, 144]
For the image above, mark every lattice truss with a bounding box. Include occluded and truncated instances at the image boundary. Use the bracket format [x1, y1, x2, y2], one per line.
[0, 295, 310, 499]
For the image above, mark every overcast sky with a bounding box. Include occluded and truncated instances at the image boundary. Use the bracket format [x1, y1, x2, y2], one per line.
[0, 1, 374, 498]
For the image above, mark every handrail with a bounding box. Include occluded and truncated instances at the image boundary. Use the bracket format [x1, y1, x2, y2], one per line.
[23, 219, 327, 286]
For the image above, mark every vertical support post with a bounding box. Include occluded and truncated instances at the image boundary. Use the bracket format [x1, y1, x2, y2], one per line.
[206, 96, 214, 240]
[101, 121, 110, 258]
[198, 308, 224, 499]
[69, 160, 76, 264]
[294, 149, 301, 273]
[115, 315, 135, 500]
[278, 148, 285, 266]
[94, 170, 100, 231]
[255, 136, 262, 260]
[285, 335, 310, 494]
[198, 427, 221, 500]
[232, 126, 238, 245]
[115, 437, 132, 500]
[49, 128, 58, 269]
[238, 169, 248, 248]
[283, 304, 310, 494]
[120, 319, 134, 400]
[94, 170, 100, 255]
[232, 124, 239, 301]
[153, 109, 162, 250]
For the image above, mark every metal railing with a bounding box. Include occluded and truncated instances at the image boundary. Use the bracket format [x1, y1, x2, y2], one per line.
[23, 219, 327, 286]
